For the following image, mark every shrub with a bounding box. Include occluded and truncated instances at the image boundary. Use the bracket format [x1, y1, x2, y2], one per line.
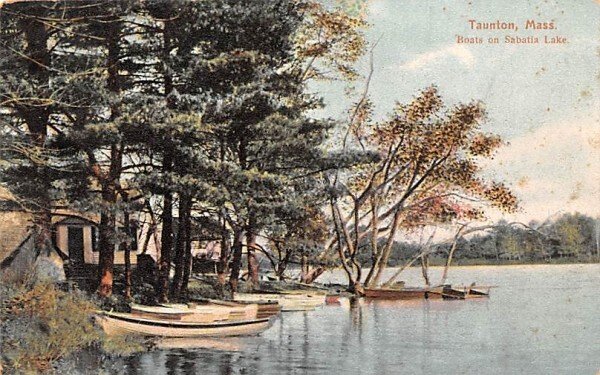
[0, 281, 100, 373]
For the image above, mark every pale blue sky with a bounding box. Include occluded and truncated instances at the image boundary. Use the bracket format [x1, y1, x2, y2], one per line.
[315, 0, 600, 221]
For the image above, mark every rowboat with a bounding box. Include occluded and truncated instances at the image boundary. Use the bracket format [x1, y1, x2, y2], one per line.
[325, 294, 341, 305]
[441, 285, 491, 299]
[467, 286, 491, 297]
[95, 311, 275, 338]
[203, 299, 281, 319]
[234, 292, 326, 312]
[160, 302, 259, 321]
[362, 286, 444, 300]
[130, 304, 229, 323]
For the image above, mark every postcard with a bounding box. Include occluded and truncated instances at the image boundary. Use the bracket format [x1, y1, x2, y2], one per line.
[0, 1, 598, 374]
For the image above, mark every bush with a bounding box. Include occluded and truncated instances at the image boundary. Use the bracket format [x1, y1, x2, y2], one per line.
[0, 278, 146, 374]
[0, 281, 102, 373]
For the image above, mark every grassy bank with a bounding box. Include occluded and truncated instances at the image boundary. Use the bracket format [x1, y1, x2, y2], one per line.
[0, 276, 144, 374]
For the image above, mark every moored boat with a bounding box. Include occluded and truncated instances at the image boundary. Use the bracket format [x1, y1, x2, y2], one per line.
[468, 286, 491, 297]
[203, 299, 281, 319]
[325, 294, 341, 305]
[131, 304, 230, 323]
[160, 302, 259, 321]
[95, 311, 275, 338]
[234, 292, 325, 311]
[441, 285, 491, 299]
[363, 286, 444, 300]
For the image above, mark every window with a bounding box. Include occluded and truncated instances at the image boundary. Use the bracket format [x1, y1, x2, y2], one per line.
[91, 227, 99, 252]
[117, 226, 138, 252]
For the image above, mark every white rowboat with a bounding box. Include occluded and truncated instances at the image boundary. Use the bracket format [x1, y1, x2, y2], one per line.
[95, 311, 275, 338]
[130, 303, 230, 323]
[234, 293, 326, 312]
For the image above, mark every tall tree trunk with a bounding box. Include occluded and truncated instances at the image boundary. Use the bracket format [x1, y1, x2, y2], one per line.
[246, 215, 259, 289]
[217, 221, 231, 286]
[440, 237, 460, 285]
[97, 146, 122, 297]
[367, 209, 402, 287]
[276, 247, 292, 281]
[123, 205, 132, 300]
[20, 14, 53, 255]
[363, 199, 380, 287]
[157, 186, 173, 302]
[301, 266, 325, 284]
[216, 139, 229, 286]
[171, 195, 191, 300]
[300, 253, 308, 280]
[181, 210, 193, 295]
[229, 229, 244, 294]
[97, 18, 122, 297]
[331, 201, 357, 291]
[98, 186, 116, 297]
[420, 254, 430, 286]
[156, 17, 176, 302]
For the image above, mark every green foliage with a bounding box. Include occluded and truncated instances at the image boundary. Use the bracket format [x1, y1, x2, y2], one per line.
[0, 0, 369, 294]
[370, 213, 600, 266]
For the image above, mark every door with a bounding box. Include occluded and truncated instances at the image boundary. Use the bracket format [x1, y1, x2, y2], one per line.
[68, 226, 85, 264]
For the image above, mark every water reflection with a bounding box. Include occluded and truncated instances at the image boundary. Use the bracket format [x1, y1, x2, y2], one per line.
[90, 265, 600, 375]
[155, 338, 244, 351]
[349, 296, 364, 332]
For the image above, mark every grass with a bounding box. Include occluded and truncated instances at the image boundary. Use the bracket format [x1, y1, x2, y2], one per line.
[0, 273, 145, 374]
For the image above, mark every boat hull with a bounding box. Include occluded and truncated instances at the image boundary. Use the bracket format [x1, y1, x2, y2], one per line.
[96, 312, 275, 338]
[234, 293, 325, 311]
[205, 299, 281, 319]
[441, 285, 491, 299]
[160, 303, 259, 321]
[363, 287, 444, 300]
[131, 304, 230, 323]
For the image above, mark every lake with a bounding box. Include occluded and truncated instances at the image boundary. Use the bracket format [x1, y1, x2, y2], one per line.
[82, 264, 600, 374]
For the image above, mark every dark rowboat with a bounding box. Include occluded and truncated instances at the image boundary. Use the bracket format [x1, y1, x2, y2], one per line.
[363, 286, 444, 300]
[441, 285, 491, 299]
[325, 294, 341, 305]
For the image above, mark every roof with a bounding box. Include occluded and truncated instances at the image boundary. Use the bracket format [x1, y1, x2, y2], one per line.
[54, 216, 98, 226]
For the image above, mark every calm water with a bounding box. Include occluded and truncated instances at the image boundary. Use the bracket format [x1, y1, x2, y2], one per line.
[85, 264, 599, 375]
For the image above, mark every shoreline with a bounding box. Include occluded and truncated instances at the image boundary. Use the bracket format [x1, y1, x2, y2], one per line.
[400, 261, 600, 269]
[379, 258, 600, 268]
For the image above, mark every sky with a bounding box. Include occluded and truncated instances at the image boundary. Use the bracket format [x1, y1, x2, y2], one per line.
[315, 0, 600, 223]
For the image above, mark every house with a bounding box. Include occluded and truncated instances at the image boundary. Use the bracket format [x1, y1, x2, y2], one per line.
[0, 188, 66, 281]
[1, 183, 227, 274]
[0, 232, 67, 282]
[53, 216, 143, 266]
[0, 188, 31, 264]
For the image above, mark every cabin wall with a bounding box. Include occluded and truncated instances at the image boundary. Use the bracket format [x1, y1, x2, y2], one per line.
[55, 224, 138, 265]
[82, 226, 95, 264]
[137, 221, 160, 261]
[56, 225, 69, 257]
[115, 250, 138, 265]
[135, 223, 218, 263]
[0, 211, 32, 263]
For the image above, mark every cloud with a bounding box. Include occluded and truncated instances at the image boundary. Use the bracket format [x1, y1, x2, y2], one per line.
[396, 44, 476, 71]
[482, 111, 600, 221]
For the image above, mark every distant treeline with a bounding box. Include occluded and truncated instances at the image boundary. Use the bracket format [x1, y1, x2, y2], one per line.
[358, 213, 600, 266]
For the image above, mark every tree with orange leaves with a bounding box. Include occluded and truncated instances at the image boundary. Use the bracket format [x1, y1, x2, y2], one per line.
[325, 86, 518, 292]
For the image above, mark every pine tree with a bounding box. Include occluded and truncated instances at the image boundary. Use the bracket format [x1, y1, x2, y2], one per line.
[188, 0, 368, 290]
[0, 2, 57, 253]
